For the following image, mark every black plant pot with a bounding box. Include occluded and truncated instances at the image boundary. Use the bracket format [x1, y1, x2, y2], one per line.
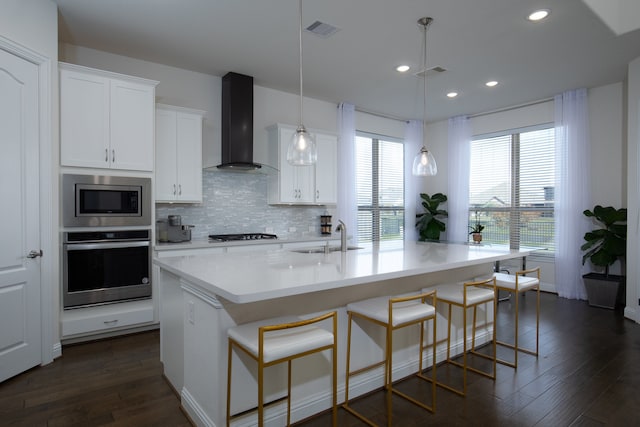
[582, 273, 625, 310]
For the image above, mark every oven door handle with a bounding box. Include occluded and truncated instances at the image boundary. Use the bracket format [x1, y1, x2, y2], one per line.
[65, 241, 150, 251]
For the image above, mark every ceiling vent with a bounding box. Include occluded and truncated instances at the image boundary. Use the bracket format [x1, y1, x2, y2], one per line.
[414, 66, 447, 78]
[305, 21, 340, 38]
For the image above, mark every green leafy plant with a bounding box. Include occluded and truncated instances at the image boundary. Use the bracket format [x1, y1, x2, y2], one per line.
[416, 193, 448, 241]
[468, 211, 485, 235]
[581, 205, 627, 277]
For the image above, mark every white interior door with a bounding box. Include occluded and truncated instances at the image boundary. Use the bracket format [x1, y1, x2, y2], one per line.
[0, 47, 42, 382]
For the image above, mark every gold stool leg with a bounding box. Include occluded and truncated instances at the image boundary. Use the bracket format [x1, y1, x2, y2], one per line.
[386, 322, 393, 427]
[226, 339, 233, 427]
[258, 357, 264, 427]
[462, 304, 467, 396]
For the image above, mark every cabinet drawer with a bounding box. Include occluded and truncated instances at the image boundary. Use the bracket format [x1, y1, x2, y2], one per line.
[62, 301, 154, 337]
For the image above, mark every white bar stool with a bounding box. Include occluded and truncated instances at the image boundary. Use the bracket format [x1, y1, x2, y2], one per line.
[343, 290, 437, 427]
[493, 267, 540, 368]
[431, 277, 497, 397]
[226, 311, 338, 427]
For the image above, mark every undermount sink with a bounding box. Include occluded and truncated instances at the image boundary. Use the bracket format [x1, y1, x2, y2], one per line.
[291, 246, 363, 254]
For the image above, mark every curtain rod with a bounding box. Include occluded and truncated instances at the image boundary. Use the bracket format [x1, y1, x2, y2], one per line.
[469, 97, 553, 119]
[350, 96, 554, 123]
[352, 106, 407, 122]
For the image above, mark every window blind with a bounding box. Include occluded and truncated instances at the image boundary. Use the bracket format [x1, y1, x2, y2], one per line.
[469, 127, 555, 253]
[356, 134, 404, 243]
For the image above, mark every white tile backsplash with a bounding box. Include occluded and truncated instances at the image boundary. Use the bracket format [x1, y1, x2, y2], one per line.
[156, 170, 329, 239]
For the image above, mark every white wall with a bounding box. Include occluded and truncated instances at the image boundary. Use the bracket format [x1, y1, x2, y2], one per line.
[625, 57, 640, 322]
[590, 83, 626, 207]
[1, 0, 60, 357]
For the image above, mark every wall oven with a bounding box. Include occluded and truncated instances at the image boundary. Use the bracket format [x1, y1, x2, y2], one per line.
[62, 174, 151, 227]
[63, 230, 151, 308]
[62, 174, 153, 309]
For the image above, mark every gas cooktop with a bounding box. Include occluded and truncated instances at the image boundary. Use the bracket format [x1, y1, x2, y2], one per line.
[208, 233, 278, 242]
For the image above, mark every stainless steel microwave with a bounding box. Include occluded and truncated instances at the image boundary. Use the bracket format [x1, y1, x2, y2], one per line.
[62, 174, 151, 227]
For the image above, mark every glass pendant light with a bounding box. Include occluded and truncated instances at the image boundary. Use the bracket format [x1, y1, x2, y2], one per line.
[287, 0, 317, 165]
[412, 17, 437, 176]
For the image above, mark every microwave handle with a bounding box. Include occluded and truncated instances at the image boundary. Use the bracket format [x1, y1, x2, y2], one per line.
[65, 241, 150, 251]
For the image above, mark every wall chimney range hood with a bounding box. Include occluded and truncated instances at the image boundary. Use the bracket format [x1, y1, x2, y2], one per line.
[217, 72, 262, 170]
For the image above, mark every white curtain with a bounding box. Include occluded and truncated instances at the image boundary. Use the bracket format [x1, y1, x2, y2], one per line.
[404, 120, 422, 241]
[336, 103, 358, 243]
[447, 115, 471, 243]
[554, 88, 591, 300]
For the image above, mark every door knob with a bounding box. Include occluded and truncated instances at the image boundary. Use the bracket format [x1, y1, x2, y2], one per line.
[27, 250, 43, 258]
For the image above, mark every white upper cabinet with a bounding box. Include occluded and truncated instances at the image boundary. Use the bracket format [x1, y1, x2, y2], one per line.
[267, 124, 338, 205]
[155, 104, 205, 203]
[60, 63, 158, 171]
[314, 132, 338, 204]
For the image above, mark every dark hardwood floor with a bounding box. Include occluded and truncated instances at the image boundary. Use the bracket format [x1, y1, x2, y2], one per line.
[2, 293, 638, 426]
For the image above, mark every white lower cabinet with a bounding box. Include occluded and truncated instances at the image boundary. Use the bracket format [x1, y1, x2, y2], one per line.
[155, 104, 205, 203]
[61, 299, 154, 338]
[267, 124, 338, 205]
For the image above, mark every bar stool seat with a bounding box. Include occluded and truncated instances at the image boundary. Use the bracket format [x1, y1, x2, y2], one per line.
[493, 267, 540, 368]
[227, 312, 338, 427]
[429, 277, 497, 397]
[343, 291, 437, 427]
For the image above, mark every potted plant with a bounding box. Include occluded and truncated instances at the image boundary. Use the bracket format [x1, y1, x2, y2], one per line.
[468, 211, 485, 243]
[580, 205, 627, 309]
[416, 193, 448, 241]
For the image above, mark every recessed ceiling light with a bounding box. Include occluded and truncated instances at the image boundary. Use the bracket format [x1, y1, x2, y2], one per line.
[446, 92, 458, 98]
[396, 65, 410, 73]
[528, 9, 550, 21]
[486, 80, 498, 87]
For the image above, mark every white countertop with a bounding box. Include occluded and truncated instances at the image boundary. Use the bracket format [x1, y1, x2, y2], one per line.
[154, 241, 534, 304]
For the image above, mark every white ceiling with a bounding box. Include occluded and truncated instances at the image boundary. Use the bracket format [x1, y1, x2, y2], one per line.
[54, 0, 640, 123]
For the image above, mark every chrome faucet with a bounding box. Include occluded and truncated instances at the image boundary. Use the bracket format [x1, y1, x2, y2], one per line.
[336, 220, 347, 252]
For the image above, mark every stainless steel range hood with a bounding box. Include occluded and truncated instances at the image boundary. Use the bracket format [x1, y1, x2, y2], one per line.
[216, 72, 262, 170]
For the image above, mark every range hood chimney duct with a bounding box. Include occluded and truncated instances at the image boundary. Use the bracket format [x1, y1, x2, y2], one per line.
[217, 72, 262, 170]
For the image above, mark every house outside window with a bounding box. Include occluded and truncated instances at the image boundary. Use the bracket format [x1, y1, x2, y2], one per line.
[355, 132, 404, 244]
[469, 126, 555, 255]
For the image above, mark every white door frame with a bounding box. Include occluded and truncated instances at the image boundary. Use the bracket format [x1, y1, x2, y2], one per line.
[0, 35, 57, 364]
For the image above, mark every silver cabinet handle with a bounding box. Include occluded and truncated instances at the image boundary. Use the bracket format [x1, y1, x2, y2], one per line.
[105, 148, 108, 162]
[103, 319, 118, 326]
[173, 184, 177, 195]
[316, 190, 320, 199]
[112, 149, 115, 163]
[178, 184, 182, 195]
[27, 250, 43, 258]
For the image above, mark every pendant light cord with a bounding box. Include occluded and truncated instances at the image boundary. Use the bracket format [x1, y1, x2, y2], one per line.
[298, 0, 304, 127]
[421, 18, 432, 147]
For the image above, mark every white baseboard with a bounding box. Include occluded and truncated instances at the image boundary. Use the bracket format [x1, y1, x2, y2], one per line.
[52, 341, 62, 359]
[181, 387, 216, 427]
[624, 305, 639, 323]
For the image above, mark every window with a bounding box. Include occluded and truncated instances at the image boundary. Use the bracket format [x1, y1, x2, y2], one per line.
[356, 133, 404, 244]
[469, 126, 555, 254]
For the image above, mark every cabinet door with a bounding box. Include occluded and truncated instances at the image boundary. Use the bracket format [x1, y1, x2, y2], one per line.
[155, 108, 178, 201]
[277, 127, 299, 203]
[175, 112, 202, 202]
[60, 68, 110, 168]
[110, 79, 155, 171]
[314, 132, 337, 204]
[297, 165, 315, 203]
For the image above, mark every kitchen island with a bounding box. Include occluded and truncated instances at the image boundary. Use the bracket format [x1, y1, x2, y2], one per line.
[155, 241, 535, 426]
